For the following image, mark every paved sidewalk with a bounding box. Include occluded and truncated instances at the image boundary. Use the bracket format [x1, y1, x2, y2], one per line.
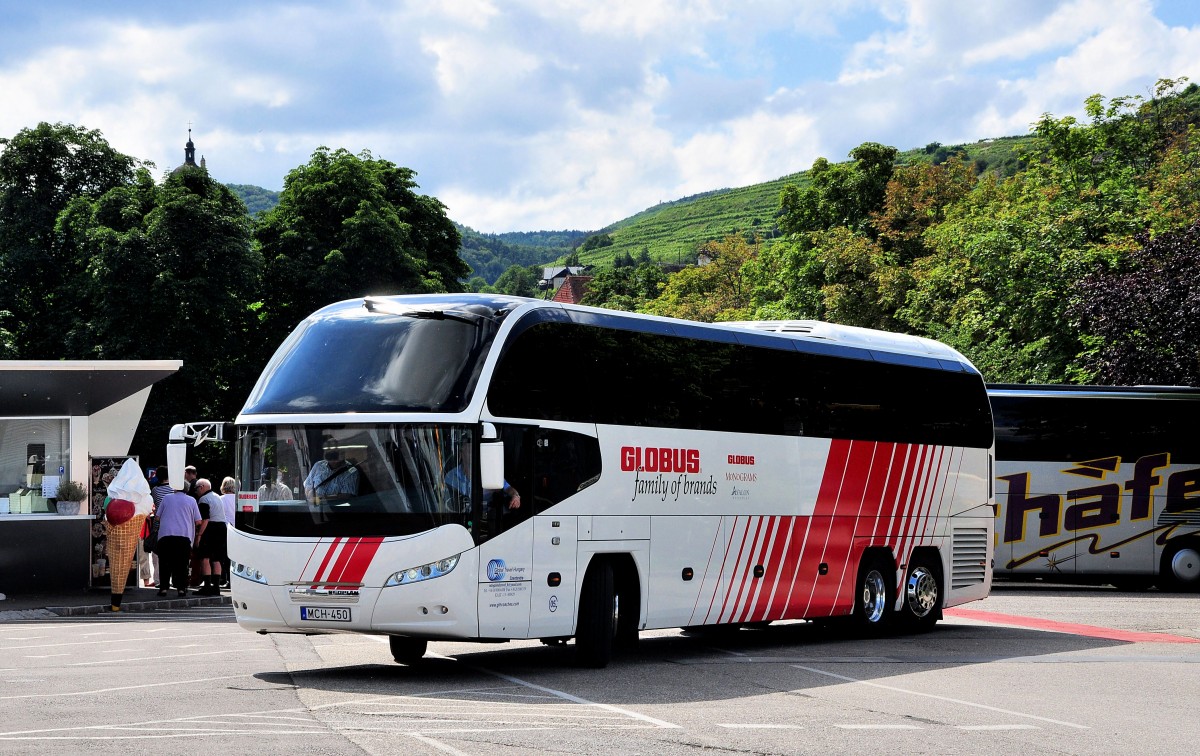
[0, 585, 231, 620]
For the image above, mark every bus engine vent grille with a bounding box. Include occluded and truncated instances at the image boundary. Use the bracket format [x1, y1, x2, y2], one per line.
[951, 526, 988, 589]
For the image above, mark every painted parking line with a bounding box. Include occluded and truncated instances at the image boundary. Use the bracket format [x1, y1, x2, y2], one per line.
[717, 723, 804, 729]
[943, 607, 1200, 644]
[793, 664, 1090, 730]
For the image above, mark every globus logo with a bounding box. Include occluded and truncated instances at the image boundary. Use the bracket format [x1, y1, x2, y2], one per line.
[620, 446, 700, 474]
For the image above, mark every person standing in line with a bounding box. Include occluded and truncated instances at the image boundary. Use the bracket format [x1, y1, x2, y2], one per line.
[148, 465, 172, 588]
[194, 478, 226, 595]
[219, 477, 238, 588]
[183, 465, 199, 499]
[154, 485, 202, 598]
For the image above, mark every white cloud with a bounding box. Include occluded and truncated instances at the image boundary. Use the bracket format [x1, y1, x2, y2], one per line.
[2, 0, 1199, 233]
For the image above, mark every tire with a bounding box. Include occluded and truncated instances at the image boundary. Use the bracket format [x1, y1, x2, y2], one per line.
[1158, 540, 1200, 591]
[388, 635, 428, 665]
[575, 561, 616, 668]
[899, 553, 942, 632]
[852, 553, 894, 635]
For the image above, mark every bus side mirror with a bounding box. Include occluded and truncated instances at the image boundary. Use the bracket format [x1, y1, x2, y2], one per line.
[480, 441, 505, 491]
[167, 440, 187, 492]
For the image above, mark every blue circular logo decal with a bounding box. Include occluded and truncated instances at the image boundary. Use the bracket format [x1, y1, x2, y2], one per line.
[486, 559, 507, 581]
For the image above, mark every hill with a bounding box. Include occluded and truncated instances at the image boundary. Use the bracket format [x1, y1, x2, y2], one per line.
[570, 134, 1032, 268]
[457, 225, 588, 283]
[223, 134, 1032, 281]
[226, 183, 280, 215]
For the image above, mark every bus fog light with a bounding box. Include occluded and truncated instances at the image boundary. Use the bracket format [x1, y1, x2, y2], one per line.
[385, 553, 461, 587]
[439, 606, 448, 614]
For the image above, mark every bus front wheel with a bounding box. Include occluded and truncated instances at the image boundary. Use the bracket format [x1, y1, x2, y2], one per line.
[575, 561, 616, 668]
[388, 636, 428, 665]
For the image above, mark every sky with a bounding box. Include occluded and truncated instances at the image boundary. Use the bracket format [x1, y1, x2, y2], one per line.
[1, 0, 1198, 233]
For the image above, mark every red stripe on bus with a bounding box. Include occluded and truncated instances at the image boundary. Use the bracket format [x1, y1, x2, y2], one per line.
[944, 607, 1200, 644]
[341, 537, 384, 585]
[803, 440, 875, 616]
[823, 440, 894, 616]
[701, 516, 742, 624]
[738, 515, 781, 623]
[751, 515, 795, 622]
[780, 438, 852, 619]
[320, 537, 361, 587]
[767, 516, 807, 620]
[307, 537, 343, 585]
[723, 515, 767, 623]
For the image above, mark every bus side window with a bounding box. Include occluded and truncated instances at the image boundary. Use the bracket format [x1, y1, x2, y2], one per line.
[532, 429, 602, 514]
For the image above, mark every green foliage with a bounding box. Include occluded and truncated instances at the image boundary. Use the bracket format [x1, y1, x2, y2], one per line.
[58, 162, 262, 454]
[226, 183, 280, 215]
[456, 224, 580, 284]
[578, 232, 614, 252]
[0, 122, 142, 355]
[779, 143, 899, 237]
[55, 479, 87, 502]
[254, 147, 466, 344]
[580, 263, 667, 311]
[492, 264, 540, 297]
[642, 235, 759, 322]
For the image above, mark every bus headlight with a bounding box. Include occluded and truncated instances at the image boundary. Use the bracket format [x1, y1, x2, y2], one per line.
[232, 561, 268, 585]
[385, 554, 460, 587]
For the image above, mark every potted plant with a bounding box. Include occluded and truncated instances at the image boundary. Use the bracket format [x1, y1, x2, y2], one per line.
[55, 479, 87, 516]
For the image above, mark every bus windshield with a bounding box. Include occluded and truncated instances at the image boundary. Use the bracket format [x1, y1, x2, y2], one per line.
[235, 424, 475, 538]
[241, 304, 501, 415]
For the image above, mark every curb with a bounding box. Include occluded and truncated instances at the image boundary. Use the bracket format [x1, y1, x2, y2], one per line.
[45, 595, 233, 616]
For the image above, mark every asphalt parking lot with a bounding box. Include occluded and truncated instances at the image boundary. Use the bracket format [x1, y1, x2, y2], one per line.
[1, 584, 1196, 755]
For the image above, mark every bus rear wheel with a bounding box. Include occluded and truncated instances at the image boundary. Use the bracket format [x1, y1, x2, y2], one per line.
[1159, 540, 1200, 591]
[899, 554, 942, 632]
[388, 636, 428, 665]
[575, 561, 616, 668]
[852, 554, 894, 635]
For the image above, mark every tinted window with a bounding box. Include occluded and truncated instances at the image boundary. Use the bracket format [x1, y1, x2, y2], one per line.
[242, 310, 499, 414]
[489, 321, 992, 448]
[991, 393, 1200, 461]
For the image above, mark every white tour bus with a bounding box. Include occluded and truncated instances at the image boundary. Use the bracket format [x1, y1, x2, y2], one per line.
[197, 294, 995, 666]
[990, 384, 1200, 590]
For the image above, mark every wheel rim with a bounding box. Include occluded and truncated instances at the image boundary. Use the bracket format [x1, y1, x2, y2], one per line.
[905, 566, 938, 618]
[861, 569, 887, 623]
[1170, 547, 1200, 583]
[611, 592, 621, 637]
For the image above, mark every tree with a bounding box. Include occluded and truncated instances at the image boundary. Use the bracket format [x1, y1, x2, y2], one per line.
[580, 263, 667, 311]
[0, 122, 141, 355]
[642, 236, 757, 321]
[1069, 223, 1200, 385]
[492, 264, 539, 297]
[253, 147, 466, 343]
[778, 142, 898, 237]
[57, 163, 260, 458]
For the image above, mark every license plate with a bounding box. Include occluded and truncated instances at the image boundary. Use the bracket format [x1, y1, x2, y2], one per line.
[301, 606, 351, 622]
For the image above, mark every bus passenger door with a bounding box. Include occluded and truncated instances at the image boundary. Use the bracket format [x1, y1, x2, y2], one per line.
[477, 425, 537, 638]
[525, 426, 601, 638]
